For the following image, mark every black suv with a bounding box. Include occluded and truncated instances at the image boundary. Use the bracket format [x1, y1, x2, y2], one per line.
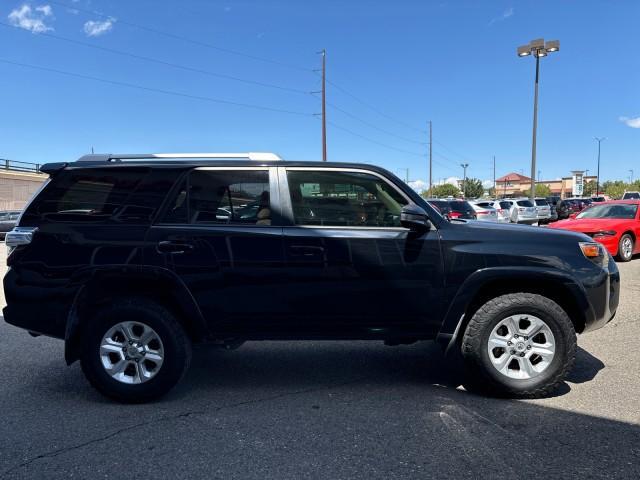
[3, 154, 620, 403]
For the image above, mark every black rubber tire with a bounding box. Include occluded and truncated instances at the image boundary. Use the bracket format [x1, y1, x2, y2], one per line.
[616, 233, 634, 262]
[80, 297, 192, 403]
[461, 293, 576, 399]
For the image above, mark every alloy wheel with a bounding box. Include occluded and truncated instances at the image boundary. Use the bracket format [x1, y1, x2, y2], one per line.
[487, 314, 556, 380]
[99, 321, 165, 384]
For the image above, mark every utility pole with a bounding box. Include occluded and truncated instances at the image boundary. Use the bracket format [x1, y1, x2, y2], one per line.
[428, 121, 433, 197]
[629, 169, 634, 184]
[461, 163, 469, 198]
[320, 49, 327, 161]
[493, 156, 496, 199]
[595, 137, 605, 195]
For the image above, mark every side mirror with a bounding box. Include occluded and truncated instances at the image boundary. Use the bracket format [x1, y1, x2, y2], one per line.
[401, 204, 431, 233]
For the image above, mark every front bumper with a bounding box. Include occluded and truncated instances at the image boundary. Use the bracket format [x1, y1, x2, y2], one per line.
[582, 257, 620, 333]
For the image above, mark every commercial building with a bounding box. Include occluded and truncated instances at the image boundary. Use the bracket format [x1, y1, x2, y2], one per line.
[496, 172, 597, 198]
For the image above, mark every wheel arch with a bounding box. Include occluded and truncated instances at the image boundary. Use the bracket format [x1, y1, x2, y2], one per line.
[436, 267, 590, 354]
[64, 266, 207, 365]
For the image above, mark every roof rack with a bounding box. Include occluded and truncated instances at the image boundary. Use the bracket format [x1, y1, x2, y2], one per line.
[76, 152, 282, 162]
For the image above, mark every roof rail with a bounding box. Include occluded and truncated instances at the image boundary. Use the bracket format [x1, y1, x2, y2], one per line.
[76, 152, 282, 162]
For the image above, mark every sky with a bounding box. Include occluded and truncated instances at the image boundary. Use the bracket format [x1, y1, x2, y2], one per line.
[1, 0, 638, 191]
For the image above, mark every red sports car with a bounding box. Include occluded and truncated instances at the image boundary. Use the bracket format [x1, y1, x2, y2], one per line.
[548, 200, 640, 261]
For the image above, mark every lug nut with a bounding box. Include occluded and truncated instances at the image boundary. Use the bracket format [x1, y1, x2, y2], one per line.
[527, 345, 532, 350]
[510, 349, 516, 355]
[514, 334, 519, 339]
[519, 353, 525, 357]
[507, 341, 512, 346]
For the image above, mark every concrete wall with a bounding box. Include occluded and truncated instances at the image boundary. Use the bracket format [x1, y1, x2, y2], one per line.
[0, 170, 47, 211]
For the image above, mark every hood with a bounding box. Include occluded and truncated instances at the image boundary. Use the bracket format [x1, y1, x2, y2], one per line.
[452, 219, 591, 242]
[549, 218, 631, 233]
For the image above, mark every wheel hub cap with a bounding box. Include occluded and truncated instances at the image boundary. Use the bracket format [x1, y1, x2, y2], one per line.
[100, 321, 164, 384]
[487, 314, 556, 380]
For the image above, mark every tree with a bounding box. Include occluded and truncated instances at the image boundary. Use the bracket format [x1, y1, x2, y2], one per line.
[583, 180, 597, 196]
[460, 178, 484, 198]
[602, 180, 627, 199]
[523, 183, 551, 198]
[426, 183, 460, 198]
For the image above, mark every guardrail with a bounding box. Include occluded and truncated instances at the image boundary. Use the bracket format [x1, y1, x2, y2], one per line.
[0, 159, 42, 174]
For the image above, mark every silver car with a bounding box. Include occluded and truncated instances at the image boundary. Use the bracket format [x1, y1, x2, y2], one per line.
[503, 198, 538, 224]
[534, 197, 552, 224]
[471, 201, 501, 222]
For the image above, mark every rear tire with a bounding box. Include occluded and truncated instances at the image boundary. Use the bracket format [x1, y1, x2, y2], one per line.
[461, 293, 576, 398]
[80, 297, 192, 403]
[617, 234, 634, 262]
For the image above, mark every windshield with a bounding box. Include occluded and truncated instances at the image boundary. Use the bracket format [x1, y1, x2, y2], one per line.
[577, 204, 638, 219]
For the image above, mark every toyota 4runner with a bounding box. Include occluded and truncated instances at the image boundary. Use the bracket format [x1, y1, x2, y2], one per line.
[3, 153, 620, 402]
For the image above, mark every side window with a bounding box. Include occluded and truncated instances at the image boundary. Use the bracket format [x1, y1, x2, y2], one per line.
[286, 170, 408, 227]
[161, 169, 271, 225]
[23, 168, 147, 222]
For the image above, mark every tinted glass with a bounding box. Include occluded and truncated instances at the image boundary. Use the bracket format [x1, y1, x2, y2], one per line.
[162, 169, 271, 225]
[534, 199, 548, 206]
[499, 201, 511, 209]
[287, 170, 407, 227]
[623, 192, 640, 199]
[448, 201, 474, 214]
[23, 168, 147, 222]
[516, 200, 534, 207]
[428, 200, 451, 214]
[577, 204, 638, 219]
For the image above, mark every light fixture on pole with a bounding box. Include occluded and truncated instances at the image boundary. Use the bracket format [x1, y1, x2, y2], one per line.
[460, 163, 469, 198]
[517, 38, 560, 202]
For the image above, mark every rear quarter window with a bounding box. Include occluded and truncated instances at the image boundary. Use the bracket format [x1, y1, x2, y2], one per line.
[21, 168, 170, 224]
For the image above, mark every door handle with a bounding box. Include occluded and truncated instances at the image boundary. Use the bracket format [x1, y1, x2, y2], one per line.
[289, 245, 325, 257]
[157, 240, 194, 254]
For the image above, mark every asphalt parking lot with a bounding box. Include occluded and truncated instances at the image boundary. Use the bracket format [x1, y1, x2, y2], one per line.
[0, 244, 638, 479]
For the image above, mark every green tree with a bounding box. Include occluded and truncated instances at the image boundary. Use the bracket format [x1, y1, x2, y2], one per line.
[460, 178, 484, 198]
[602, 180, 627, 199]
[427, 183, 460, 198]
[523, 183, 551, 198]
[583, 180, 597, 196]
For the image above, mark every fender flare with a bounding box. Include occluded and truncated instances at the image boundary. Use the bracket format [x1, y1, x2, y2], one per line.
[64, 265, 206, 364]
[435, 266, 592, 354]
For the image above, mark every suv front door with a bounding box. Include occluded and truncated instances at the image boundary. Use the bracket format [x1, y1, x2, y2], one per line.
[145, 167, 286, 336]
[279, 167, 443, 337]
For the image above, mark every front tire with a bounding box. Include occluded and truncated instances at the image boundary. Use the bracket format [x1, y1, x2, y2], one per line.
[80, 298, 192, 403]
[461, 293, 576, 398]
[617, 234, 634, 262]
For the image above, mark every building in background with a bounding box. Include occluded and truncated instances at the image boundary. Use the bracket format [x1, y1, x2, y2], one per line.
[0, 168, 47, 211]
[496, 171, 597, 198]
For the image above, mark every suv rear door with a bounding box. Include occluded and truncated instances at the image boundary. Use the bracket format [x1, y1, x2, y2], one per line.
[278, 166, 443, 336]
[144, 167, 286, 336]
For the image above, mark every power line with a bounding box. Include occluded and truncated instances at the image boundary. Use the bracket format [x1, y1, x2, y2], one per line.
[0, 22, 311, 95]
[48, 0, 314, 73]
[324, 77, 428, 134]
[326, 120, 425, 158]
[320, 97, 427, 146]
[0, 58, 314, 117]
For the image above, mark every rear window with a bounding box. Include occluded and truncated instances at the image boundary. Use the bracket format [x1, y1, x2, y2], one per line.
[448, 200, 474, 213]
[623, 192, 640, 199]
[534, 199, 548, 206]
[428, 200, 451, 214]
[499, 201, 511, 209]
[21, 168, 165, 224]
[516, 200, 534, 207]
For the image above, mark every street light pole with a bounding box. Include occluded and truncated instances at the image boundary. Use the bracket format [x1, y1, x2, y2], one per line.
[461, 163, 469, 198]
[594, 137, 605, 194]
[517, 38, 559, 202]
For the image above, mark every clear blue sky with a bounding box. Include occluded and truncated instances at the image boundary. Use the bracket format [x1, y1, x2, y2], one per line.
[1, 0, 638, 187]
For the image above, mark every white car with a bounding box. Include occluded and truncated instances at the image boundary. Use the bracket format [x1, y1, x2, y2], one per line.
[534, 198, 552, 224]
[470, 201, 499, 222]
[502, 198, 538, 225]
[475, 200, 511, 223]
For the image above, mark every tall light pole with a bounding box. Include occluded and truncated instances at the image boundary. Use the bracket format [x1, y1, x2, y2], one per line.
[594, 137, 605, 194]
[629, 169, 634, 184]
[460, 163, 469, 198]
[517, 38, 559, 202]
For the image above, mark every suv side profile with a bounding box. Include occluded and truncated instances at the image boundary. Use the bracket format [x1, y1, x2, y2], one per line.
[3, 154, 620, 403]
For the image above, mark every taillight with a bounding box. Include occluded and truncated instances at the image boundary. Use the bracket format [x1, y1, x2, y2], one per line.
[5, 227, 37, 253]
[449, 212, 461, 218]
